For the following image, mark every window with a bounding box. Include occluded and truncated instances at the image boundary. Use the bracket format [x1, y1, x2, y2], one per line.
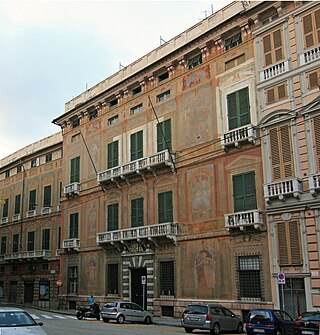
[27, 231, 35, 251]
[0, 237, 6, 255]
[188, 54, 202, 69]
[43, 185, 51, 207]
[263, 29, 283, 67]
[69, 213, 79, 239]
[12, 234, 19, 253]
[2, 199, 8, 218]
[131, 198, 144, 228]
[108, 115, 119, 125]
[157, 90, 170, 102]
[224, 32, 242, 51]
[232, 172, 257, 212]
[45, 153, 52, 162]
[130, 130, 143, 161]
[28, 190, 36, 211]
[259, 7, 278, 25]
[14, 194, 20, 215]
[42, 229, 50, 250]
[160, 260, 174, 296]
[31, 157, 40, 168]
[72, 118, 80, 128]
[238, 255, 262, 299]
[132, 86, 141, 96]
[88, 109, 98, 120]
[68, 266, 78, 294]
[107, 141, 119, 169]
[302, 9, 320, 49]
[109, 98, 118, 108]
[158, 191, 173, 223]
[277, 221, 302, 266]
[5, 170, 9, 178]
[313, 115, 320, 171]
[307, 70, 320, 90]
[266, 83, 287, 105]
[17, 165, 22, 173]
[227, 87, 250, 130]
[269, 124, 294, 180]
[70, 156, 80, 183]
[158, 71, 169, 83]
[157, 119, 172, 152]
[130, 104, 143, 116]
[225, 54, 245, 71]
[108, 204, 119, 231]
[107, 264, 119, 294]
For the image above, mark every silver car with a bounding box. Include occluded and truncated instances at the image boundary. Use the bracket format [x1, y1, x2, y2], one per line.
[181, 303, 243, 334]
[0, 307, 47, 335]
[101, 301, 153, 324]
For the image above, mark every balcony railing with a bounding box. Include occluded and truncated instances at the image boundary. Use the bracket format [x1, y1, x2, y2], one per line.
[0, 217, 8, 225]
[26, 210, 36, 218]
[309, 173, 320, 196]
[97, 222, 179, 246]
[299, 45, 320, 65]
[62, 238, 80, 251]
[221, 124, 257, 150]
[4, 250, 51, 261]
[259, 60, 289, 81]
[41, 207, 52, 215]
[264, 178, 302, 203]
[97, 149, 175, 184]
[12, 214, 20, 222]
[64, 182, 81, 196]
[225, 209, 263, 231]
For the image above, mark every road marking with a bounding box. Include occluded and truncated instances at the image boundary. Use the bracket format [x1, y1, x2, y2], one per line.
[66, 315, 77, 319]
[41, 315, 54, 319]
[30, 314, 39, 319]
[52, 315, 67, 319]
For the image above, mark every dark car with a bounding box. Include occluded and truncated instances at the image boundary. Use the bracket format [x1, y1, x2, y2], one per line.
[295, 311, 320, 335]
[181, 303, 243, 334]
[246, 309, 296, 335]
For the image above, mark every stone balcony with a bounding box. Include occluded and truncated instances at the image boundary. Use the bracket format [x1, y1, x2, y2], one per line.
[0, 217, 8, 225]
[97, 149, 175, 186]
[225, 209, 263, 232]
[299, 45, 320, 66]
[309, 173, 320, 196]
[26, 210, 36, 218]
[259, 59, 289, 81]
[221, 124, 257, 150]
[4, 250, 51, 262]
[12, 214, 20, 222]
[41, 207, 52, 215]
[62, 238, 80, 251]
[63, 182, 81, 197]
[264, 178, 303, 204]
[97, 222, 179, 252]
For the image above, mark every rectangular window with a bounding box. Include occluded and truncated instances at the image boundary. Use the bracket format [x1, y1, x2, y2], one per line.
[12, 234, 19, 253]
[28, 190, 36, 211]
[157, 119, 172, 152]
[131, 198, 144, 228]
[88, 109, 98, 120]
[108, 115, 119, 125]
[307, 70, 320, 90]
[188, 54, 202, 69]
[313, 114, 320, 171]
[238, 255, 262, 299]
[72, 118, 80, 128]
[5, 170, 9, 178]
[109, 98, 118, 108]
[232, 172, 257, 212]
[45, 153, 52, 163]
[107, 264, 119, 295]
[269, 124, 293, 180]
[43, 185, 51, 207]
[266, 83, 287, 105]
[158, 191, 173, 224]
[227, 87, 250, 130]
[27, 231, 35, 251]
[108, 204, 119, 231]
[17, 165, 22, 173]
[303, 9, 320, 49]
[263, 29, 283, 67]
[68, 266, 78, 294]
[157, 90, 170, 102]
[160, 261, 174, 296]
[225, 32, 242, 51]
[69, 213, 79, 239]
[0, 237, 6, 255]
[31, 157, 40, 168]
[158, 71, 169, 83]
[130, 130, 143, 161]
[107, 141, 119, 169]
[130, 104, 143, 116]
[225, 54, 245, 71]
[42, 229, 50, 250]
[277, 221, 302, 266]
[2, 199, 8, 218]
[70, 156, 80, 183]
[132, 86, 141, 96]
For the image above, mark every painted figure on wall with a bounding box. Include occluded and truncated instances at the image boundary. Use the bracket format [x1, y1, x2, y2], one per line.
[195, 249, 215, 289]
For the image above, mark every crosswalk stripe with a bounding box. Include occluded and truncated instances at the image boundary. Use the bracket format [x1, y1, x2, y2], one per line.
[30, 314, 39, 319]
[66, 315, 77, 319]
[52, 315, 67, 319]
[41, 315, 53, 319]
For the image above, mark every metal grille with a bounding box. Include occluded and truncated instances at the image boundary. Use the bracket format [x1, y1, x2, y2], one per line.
[238, 256, 262, 299]
[107, 264, 118, 294]
[160, 261, 174, 296]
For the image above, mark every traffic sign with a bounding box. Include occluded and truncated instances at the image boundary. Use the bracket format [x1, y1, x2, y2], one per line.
[57, 280, 62, 287]
[141, 276, 146, 285]
[278, 273, 285, 285]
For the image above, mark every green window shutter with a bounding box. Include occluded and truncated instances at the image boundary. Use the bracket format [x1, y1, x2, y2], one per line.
[70, 213, 79, 238]
[29, 190, 36, 211]
[233, 172, 257, 212]
[14, 194, 21, 215]
[239, 87, 250, 126]
[158, 191, 173, 223]
[27, 231, 35, 251]
[227, 92, 238, 130]
[108, 141, 119, 169]
[131, 131, 143, 161]
[244, 172, 257, 210]
[42, 229, 50, 250]
[2, 199, 8, 217]
[70, 157, 80, 183]
[157, 120, 172, 152]
[12, 234, 19, 253]
[108, 204, 119, 231]
[233, 174, 245, 212]
[43, 185, 51, 207]
[131, 198, 144, 228]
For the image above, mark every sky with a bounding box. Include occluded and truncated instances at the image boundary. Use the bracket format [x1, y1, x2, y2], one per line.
[0, 0, 232, 160]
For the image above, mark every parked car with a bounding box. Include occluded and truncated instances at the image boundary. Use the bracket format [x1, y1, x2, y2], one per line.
[101, 301, 153, 324]
[181, 303, 243, 334]
[0, 307, 47, 334]
[295, 311, 320, 335]
[246, 309, 296, 335]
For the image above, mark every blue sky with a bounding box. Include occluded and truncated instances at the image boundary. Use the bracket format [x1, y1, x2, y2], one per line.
[0, 0, 231, 160]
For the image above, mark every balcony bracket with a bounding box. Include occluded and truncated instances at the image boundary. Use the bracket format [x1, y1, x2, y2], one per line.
[111, 241, 122, 253]
[148, 237, 159, 247]
[147, 167, 158, 179]
[111, 178, 121, 189]
[120, 175, 130, 186]
[136, 170, 146, 182]
[167, 235, 178, 245]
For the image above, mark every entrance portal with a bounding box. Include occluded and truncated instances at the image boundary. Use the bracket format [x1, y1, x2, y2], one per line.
[131, 268, 147, 309]
[24, 282, 34, 303]
[9, 281, 17, 303]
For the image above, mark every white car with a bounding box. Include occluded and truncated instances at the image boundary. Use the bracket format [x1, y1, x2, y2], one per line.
[0, 307, 47, 334]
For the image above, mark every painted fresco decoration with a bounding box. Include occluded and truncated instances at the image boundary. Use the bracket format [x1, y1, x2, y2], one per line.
[195, 248, 215, 289]
[86, 119, 101, 134]
[86, 201, 97, 237]
[86, 257, 98, 291]
[183, 65, 210, 90]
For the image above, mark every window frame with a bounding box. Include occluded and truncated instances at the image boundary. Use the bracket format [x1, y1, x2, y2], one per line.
[108, 203, 119, 231]
[130, 130, 143, 161]
[107, 263, 119, 295]
[70, 156, 80, 183]
[159, 260, 175, 296]
[227, 87, 251, 130]
[131, 198, 144, 228]
[69, 213, 79, 239]
[158, 191, 173, 224]
[157, 119, 172, 152]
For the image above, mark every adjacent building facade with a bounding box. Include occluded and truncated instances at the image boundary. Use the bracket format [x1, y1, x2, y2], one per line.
[0, 0, 319, 319]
